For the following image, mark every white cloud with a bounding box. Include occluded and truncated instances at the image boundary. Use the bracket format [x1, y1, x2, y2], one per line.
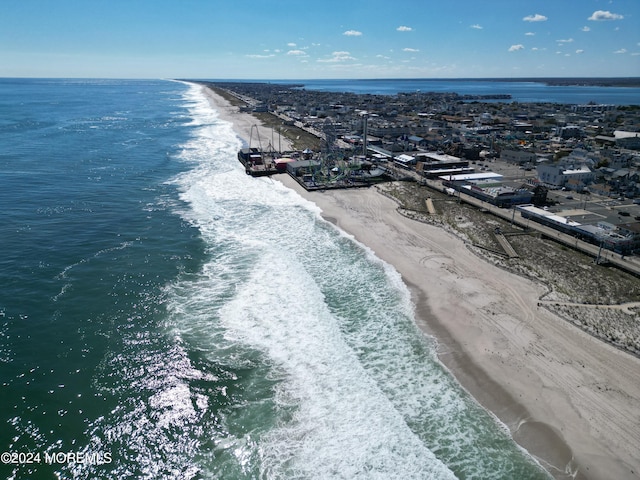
[318, 51, 355, 62]
[397, 26, 412, 32]
[581, 26, 590, 32]
[287, 50, 307, 56]
[470, 24, 483, 30]
[509, 44, 525, 52]
[588, 10, 624, 21]
[576, 49, 584, 54]
[287, 43, 297, 47]
[246, 54, 275, 59]
[523, 14, 547, 22]
[557, 38, 574, 44]
[614, 48, 628, 54]
[403, 48, 420, 52]
[525, 32, 535, 36]
[343, 30, 363, 36]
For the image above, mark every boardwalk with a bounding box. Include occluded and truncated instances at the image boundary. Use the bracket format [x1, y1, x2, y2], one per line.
[494, 232, 519, 258]
[418, 177, 640, 277]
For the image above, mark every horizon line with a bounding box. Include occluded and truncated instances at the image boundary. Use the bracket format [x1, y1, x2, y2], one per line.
[2, 75, 640, 82]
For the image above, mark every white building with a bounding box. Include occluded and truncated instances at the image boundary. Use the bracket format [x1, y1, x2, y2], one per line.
[614, 131, 640, 150]
[536, 163, 595, 188]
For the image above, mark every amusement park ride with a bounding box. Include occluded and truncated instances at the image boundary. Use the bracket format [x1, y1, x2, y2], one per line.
[238, 117, 386, 190]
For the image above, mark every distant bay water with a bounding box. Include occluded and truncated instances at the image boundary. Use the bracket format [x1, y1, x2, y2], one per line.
[269, 78, 640, 105]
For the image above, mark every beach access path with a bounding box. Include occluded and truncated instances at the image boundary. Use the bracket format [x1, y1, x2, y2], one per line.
[199, 83, 640, 480]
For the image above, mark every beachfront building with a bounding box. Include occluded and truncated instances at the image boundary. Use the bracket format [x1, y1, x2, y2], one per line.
[518, 205, 585, 235]
[442, 172, 533, 207]
[415, 152, 471, 178]
[518, 206, 639, 254]
[617, 223, 640, 252]
[394, 154, 416, 169]
[573, 223, 637, 254]
[462, 184, 533, 207]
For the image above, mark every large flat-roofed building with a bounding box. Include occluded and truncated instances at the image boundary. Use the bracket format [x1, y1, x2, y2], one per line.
[442, 172, 532, 207]
[501, 149, 537, 165]
[440, 172, 503, 182]
[614, 131, 640, 150]
[518, 205, 638, 254]
[518, 205, 582, 232]
[415, 152, 470, 178]
[416, 152, 462, 163]
[571, 103, 616, 112]
[460, 184, 533, 207]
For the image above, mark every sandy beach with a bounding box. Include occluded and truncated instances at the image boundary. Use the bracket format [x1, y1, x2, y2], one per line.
[199, 83, 640, 480]
[201, 85, 294, 153]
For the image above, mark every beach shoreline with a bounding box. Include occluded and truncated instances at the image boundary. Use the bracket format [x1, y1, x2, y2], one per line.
[198, 83, 640, 480]
[200, 84, 294, 153]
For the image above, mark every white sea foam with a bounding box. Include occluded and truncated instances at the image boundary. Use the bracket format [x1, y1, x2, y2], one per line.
[163, 84, 453, 478]
[218, 250, 456, 479]
[159, 82, 549, 479]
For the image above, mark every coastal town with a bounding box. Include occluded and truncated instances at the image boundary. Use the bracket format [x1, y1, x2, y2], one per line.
[201, 81, 640, 260]
[198, 80, 640, 360]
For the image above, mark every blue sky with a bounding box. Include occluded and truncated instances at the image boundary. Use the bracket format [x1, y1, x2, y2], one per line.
[1, 0, 638, 79]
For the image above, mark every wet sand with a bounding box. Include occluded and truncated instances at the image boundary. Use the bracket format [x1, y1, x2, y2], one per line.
[199, 83, 640, 480]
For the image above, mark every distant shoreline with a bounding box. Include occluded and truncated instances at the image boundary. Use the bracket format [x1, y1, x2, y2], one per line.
[188, 77, 640, 88]
[188, 77, 640, 105]
[470, 77, 640, 88]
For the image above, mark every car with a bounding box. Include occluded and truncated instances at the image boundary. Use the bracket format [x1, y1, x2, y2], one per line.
[566, 195, 573, 200]
[619, 211, 630, 216]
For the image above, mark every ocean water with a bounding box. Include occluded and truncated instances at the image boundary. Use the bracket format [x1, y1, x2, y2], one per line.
[277, 78, 640, 105]
[0, 78, 550, 479]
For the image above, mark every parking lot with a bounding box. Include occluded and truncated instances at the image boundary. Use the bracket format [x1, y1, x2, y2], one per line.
[484, 158, 640, 227]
